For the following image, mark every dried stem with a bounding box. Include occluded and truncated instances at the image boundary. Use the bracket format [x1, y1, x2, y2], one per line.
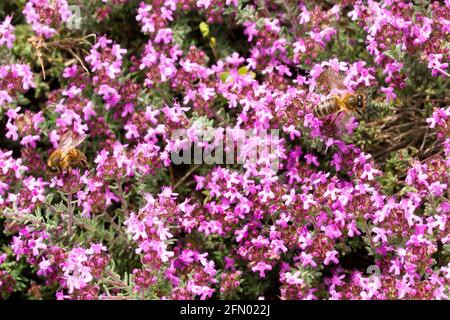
[105, 213, 123, 234]
[173, 164, 202, 191]
[432, 66, 450, 77]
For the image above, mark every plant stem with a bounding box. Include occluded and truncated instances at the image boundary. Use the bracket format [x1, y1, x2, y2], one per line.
[67, 192, 73, 236]
[282, 0, 301, 38]
[432, 66, 450, 77]
[169, 165, 175, 186]
[118, 179, 129, 219]
[173, 164, 201, 191]
[363, 219, 377, 255]
[105, 214, 123, 234]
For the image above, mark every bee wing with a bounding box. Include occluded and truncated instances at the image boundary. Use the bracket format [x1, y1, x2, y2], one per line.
[336, 112, 356, 134]
[362, 86, 377, 100]
[70, 133, 88, 149]
[57, 131, 87, 159]
[315, 68, 347, 95]
[55, 131, 73, 153]
[324, 68, 347, 90]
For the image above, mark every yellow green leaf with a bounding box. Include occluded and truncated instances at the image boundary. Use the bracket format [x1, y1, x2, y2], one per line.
[209, 37, 216, 48]
[199, 22, 209, 38]
[220, 71, 230, 82]
[238, 66, 249, 75]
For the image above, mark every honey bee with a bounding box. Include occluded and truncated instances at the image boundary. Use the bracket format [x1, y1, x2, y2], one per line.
[47, 131, 88, 175]
[312, 68, 369, 120]
[313, 92, 367, 119]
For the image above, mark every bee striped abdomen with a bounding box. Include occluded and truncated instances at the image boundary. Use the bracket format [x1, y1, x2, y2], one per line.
[313, 96, 340, 118]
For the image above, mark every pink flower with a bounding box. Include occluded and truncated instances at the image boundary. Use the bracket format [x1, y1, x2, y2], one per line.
[155, 28, 173, 44]
[381, 86, 397, 103]
[429, 182, 447, 197]
[37, 259, 52, 277]
[428, 54, 448, 76]
[300, 252, 317, 268]
[243, 22, 258, 42]
[305, 154, 320, 167]
[361, 163, 380, 181]
[197, 0, 212, 10]
[251, 262, 272, 278]
[85, 36, 126, 79]
[23, 0, 72, 38]
[63, 65, 78, 78]
[372, 227, 388, 244]
[284, 271, 304, 285]
[0, 15, 15, 48]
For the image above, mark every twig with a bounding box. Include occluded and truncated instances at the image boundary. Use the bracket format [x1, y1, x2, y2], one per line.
[419, 127, 429, 152]
[173, 164, 201, 191]
[117, 179, 129, 219]
[68, 48, 90, 74]
[432, 66, 450, 78]
[282, 0, 301, 38]
[420, 149, 444, 163]
[169, 165, 175, 186]
[104, 213, 123, 234]
[373, 139, 411, 159]
[67, 192, 74, 236]
[37, 53, 46, 80]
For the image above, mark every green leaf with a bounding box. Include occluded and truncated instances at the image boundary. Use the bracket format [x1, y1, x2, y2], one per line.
[199, 22, 209, 38]
[238, 66, 249, 75]
[209, 36, 216, 48]
[220, 71, 230, 82]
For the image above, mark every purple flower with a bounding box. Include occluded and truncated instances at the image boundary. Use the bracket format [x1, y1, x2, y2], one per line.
[0, 15, 15, 48]
[251, 262, 272, 278]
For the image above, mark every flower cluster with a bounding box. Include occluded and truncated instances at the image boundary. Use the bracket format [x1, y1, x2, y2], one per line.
[0, 1, 448, 300]
[23, 0, 72, 38]
[350, 0, 450, 100]
[0, 64, 35, 108]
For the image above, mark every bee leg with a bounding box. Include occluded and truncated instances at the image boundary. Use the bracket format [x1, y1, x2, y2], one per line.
[60, 157, 71, 173]
[74, 156, 88, 169]
[80, 155, 88, 168]
[46, 166, 60, 176]
[356, 109, 367, 122]
[330, 111, 342, 127]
